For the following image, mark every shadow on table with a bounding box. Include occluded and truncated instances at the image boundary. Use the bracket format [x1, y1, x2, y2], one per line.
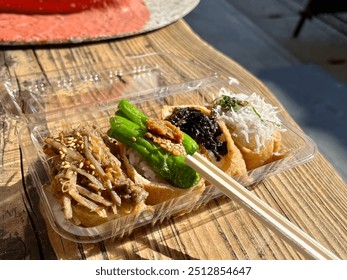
[257, 64, 347, 182]
[0, 175, 57, 260]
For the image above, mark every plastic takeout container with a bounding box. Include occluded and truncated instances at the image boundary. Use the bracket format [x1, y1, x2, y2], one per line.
[0, 53, 317, 243]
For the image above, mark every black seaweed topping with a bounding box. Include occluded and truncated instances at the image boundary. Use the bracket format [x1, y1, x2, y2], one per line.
[165, 107, 227, 161]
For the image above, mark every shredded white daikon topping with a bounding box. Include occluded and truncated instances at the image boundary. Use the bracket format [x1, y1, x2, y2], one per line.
[214, 88, 285, 152]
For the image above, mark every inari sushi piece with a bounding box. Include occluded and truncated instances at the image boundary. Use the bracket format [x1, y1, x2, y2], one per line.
[212, 90, 287, 170]
[43, 124, 149, 227]
[236, 130, 283, 170]
[108, 99, 205, 207]
[162, 105, 248, 179]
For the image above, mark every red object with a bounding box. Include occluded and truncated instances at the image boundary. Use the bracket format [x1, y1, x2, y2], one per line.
[0, 0, 116, 14]
[0, 0, 150, 44]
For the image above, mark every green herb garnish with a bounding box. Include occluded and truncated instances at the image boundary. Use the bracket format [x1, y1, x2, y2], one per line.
[213, 95, 248, 112]
[251, 106, 263, 121]
[252, 105, 281, 127]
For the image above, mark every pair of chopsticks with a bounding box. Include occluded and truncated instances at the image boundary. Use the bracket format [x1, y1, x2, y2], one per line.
[185, 153, 340, 260]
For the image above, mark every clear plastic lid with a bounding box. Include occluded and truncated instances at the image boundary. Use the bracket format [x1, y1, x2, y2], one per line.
[1, 53, 219, 123]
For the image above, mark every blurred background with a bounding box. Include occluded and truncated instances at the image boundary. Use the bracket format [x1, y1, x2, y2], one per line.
[185, 0, 347, 182]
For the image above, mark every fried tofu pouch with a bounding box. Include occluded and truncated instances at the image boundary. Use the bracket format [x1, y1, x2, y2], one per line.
[161, 105, 248, 179]
[212, 91, 287, 170]
[70, 200, 148, 227]
[211, 91, 287, 170]
[234, 130, 283, 170]
[107, 99, 206, 214]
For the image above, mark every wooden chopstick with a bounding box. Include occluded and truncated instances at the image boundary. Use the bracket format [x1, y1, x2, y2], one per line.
[185, 153, 340, 260]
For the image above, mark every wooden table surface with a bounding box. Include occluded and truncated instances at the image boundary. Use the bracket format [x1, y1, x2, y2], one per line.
[1, 19, 347, 260]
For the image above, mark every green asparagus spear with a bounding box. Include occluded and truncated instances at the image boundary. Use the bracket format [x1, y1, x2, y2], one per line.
[117, 99, 147, 129]
[108, 115, 200, 189]
[116, 99, 199, 155]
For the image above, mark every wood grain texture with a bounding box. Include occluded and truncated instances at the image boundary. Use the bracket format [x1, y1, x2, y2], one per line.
[0, 20, 346, 260]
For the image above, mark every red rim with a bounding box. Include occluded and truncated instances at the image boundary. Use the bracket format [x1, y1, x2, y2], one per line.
[0, 0, 116, 14]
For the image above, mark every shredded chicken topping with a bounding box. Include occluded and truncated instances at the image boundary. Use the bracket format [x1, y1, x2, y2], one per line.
[145, 118, 186, 156]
